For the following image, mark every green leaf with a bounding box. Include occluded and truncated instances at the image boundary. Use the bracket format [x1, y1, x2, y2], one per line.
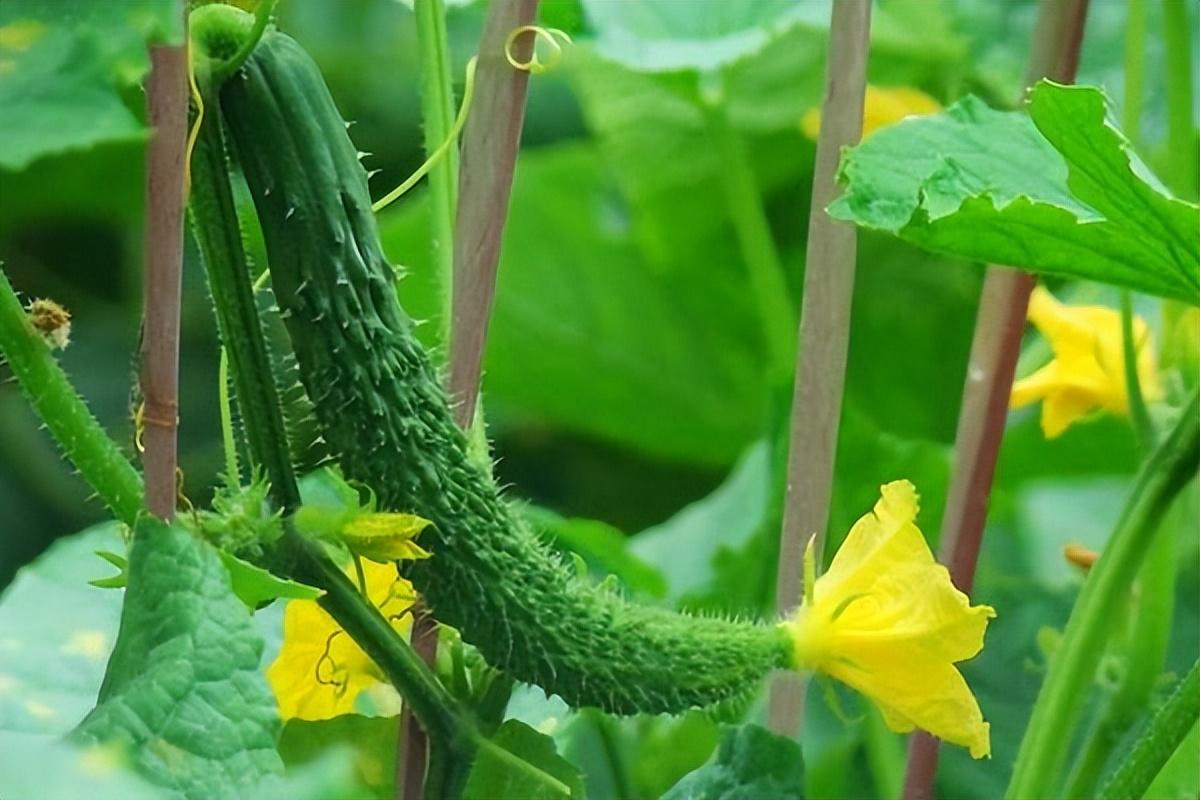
[380, 144, 768, 466]
[0, 732, 160, 800]
[581, 0, 823, 73]
[0, 523, 124, 737]
[73, 517, 284, 799]
[464, 720, 585, 800]
[630, 440, 770, 604]
[278, 715, 399, 800]
[662, 723, 805, 800]
[0, 0, 182, 170]
[829, 81, 1200, 303]
[219, 551, 323, 608]
[523, 507, 667, 599]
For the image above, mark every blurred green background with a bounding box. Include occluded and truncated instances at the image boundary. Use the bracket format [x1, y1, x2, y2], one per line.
[1, 0, 1197, 797]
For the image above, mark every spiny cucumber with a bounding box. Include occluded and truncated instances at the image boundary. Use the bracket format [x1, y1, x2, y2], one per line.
[218, 25, 792, 714]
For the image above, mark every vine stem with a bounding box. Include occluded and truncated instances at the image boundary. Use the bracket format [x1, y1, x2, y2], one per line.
[1162, 0, 1196, 198]
[702, 102, 794, 380]
[767, 0, 871, 735]
[1005, 388, 1200, 800]
[901, 1, 1089, 795]
[412, 0, 459, 348]
[0, 271, 144, 526]
[140, 4, 189, 519]
[189, 106, 299, 509]
[1098, 659, 1200, 800]
[447, 0, 538, 428]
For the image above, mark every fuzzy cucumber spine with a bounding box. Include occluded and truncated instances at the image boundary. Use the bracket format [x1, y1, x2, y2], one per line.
[220, 30, 793, 714]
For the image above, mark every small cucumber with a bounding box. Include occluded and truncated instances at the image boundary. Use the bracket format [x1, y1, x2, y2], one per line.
[219, 27, 792, 714]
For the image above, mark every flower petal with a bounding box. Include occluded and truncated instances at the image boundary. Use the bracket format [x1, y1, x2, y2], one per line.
[824, 646, 991, 758]
[818, 480, 928, 607]
[267, 561, 415, 721]
[831, 562, 995, 663]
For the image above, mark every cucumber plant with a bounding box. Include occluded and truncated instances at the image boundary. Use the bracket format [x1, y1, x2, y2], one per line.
[210, 17, 794, 715]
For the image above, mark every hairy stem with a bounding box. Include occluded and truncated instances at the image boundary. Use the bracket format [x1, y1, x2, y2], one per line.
[1006, 389, 1200, 800]
[1099, 659, 1200, 800]
[141, 14, 189, 518]
[768, 0, 871, 735]
[189, 109, 300, 509]
[902, 1, 1090, 793]
[448, 0, 539, 427]
[0, 271, 144, 526]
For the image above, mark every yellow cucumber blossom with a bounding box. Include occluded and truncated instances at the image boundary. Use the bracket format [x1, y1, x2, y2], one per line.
[801, 84, 941, 140]
[781, 480, 995, 759]
[1011, 286, 1162, 438]
[267, 559, 416, 721]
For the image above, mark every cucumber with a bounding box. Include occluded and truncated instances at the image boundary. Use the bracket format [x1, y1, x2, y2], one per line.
[219, 27, 792, 714]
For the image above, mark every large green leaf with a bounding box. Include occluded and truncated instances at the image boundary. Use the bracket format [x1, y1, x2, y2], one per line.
[0, 0, 181, 171]
[829, 81, 1200, 303]
[630, 440, 770, 605]
[380, 144, 767, 466]
[0, 523, 124, 737]
[0, 732, 161, 799]
[581, 0, 822, 73]
[278, 715, 398, 800]
[73, 518, 284, 799]
[662, 723, 805, 800]
[463, 719, 585, 800]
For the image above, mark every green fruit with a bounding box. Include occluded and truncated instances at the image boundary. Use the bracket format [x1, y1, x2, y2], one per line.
[219, 27, 792, 714]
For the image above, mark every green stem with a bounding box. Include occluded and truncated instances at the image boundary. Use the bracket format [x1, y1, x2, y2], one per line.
[196, 0, 278, 85]
[188, 107, 300, 510]
[1061, 517, 1176, 799]
[1006, 389, 1200, 800]
[0, 270, 144, 526]
[1122, 0, 1147, 144]
[290, 534, 477, 756]
[702, 100, 795, 380]
[1162, 0, 1197, 198]
[412, 0, 459, 348]
[1120, 291, 1156, 449]
[864, 706, 905, 800]
[217, 349, 240, 483]
[1099, 659, 1200, 800]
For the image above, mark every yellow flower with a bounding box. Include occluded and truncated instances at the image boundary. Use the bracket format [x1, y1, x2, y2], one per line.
[781, 481, 995, 759]
[267, 559, 416, 721]
[1011, 286, 1162, 438]
[801, 84, 941, 140]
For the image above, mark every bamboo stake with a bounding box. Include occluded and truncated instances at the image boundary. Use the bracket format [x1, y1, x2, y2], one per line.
[448, 0, 538, 429]
[140, 7, 188, 519]
[767, 0, 872, 735]
[901, 2, 1090, 797]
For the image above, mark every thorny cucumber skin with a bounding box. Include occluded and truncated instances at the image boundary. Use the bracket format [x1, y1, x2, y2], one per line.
[220, 29, 792, 714]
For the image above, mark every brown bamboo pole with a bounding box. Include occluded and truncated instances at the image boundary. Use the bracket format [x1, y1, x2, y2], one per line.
[448, 0, 539, 428]
[140, 6, 189, 519]
[767, 0, 873, 735]
[900, 2, 1090, 797]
